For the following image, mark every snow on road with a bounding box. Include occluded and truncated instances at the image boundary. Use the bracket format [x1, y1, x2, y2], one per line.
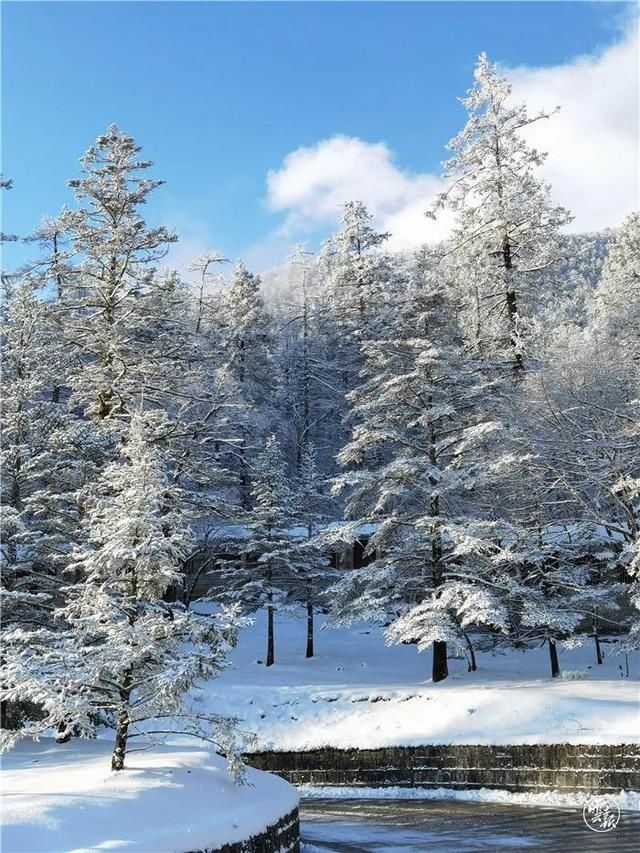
[202, 610, 639, 751]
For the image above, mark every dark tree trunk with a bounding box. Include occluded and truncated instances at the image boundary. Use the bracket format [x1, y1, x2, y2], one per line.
[594, 632, 603, 665]
[464, 632, 477, 672]
[111, 671, 132, 771]
[266, 605, 275, 667]
[56, 720, 71, 743]
[306, 592, 314, 659]
[427, 413, 448, 684]
[111, 705, 130, 771]
[593, 610, 603, 664]
[239, 437, 250, 510]
[548, 638, 560, 678]
[432, 641, 449, 683]
[505, 286, 523, 373]
[494, 132, 524, 377]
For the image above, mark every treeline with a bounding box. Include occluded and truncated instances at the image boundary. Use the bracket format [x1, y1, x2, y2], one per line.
[1, 55, 638, 772]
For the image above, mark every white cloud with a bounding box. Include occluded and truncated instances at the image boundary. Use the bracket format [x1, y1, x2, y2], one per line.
[508, 23, 639, 233]
[263, 24, 638, 255]
[266, 135, 449, 251]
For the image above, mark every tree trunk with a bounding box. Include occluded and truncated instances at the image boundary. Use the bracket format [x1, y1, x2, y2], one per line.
[266, 605, 275, 667]
[593, 610, 603, 664]
[111, 705, 130, 771]
[494, 132, 524, 377]
[239, 436, 250, 510]
[432, 641, 448, 683]
[306, 587, 314, 659]
[298, 290, 311, 472]
[428, 412, 448, 684]
[594, 632, 603, 665]
[503, 239, 524, 375]
[111, 672, 132, 771]
[548, 638, 560, 678]
[55, 720, 71, 743]
[464, 632, 477, 672]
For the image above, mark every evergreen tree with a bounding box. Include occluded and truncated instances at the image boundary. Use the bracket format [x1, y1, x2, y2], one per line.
[55, 124, 178, 420]
[291, 442, 333, 658]
[1, 278, 62, 636]
[230, 435, 296, 667]
[278, 247, 345, 480]
[590, 212, 640, 376]
[329, 264, 514, 681]
[321, 202, 392, 384]
[219, 262, 277, 507]
[514, 321, 638, 665]
[322, 201, 391, 329]
[0, 278, 108, 733]
[431, 54, 572, 373]
[1, 414, 245, 775]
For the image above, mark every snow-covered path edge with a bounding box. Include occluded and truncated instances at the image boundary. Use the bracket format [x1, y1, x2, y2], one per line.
[299, 784, 640, 811]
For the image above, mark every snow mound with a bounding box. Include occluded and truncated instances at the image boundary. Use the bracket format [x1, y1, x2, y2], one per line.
[1, 739, 299, 853]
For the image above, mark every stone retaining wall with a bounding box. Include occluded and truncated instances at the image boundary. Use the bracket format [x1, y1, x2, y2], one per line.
[248, 744, 640, 794]
[186, 806, 299, 853]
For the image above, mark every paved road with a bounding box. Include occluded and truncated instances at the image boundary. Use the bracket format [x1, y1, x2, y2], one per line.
[300, 798, 640, 852]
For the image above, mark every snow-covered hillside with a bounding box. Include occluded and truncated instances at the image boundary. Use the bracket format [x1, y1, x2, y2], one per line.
[1, 739, 299, 853]
[202, 611, 639, 751]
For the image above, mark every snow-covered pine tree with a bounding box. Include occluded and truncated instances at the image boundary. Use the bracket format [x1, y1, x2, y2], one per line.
[328, 258, 514, 682]
[277, 246, 345, 481]
[291, 442, 333, 658]
[218, 262, 278, 507]
[322, 201, 390, 328]
[188, 251, 229, 335]
[228, 435, 298, 667]
[430, 53, 572, 373]
[1, 413, 245, 774]
[515, 321, 639, 660]
[47, 127, 237, 561]
[319, 202, 398, 477]
[511, 522, 624, 677]
[280, 246, 318, 470]
[54, 124, 178, 421]
[0, 277, 108, 732]
[590, 212, 640, 378]
[0, 277, 62, 639]
[320, 202, 392, 392]
[496, 427, 625, 676]
[161, 263, 241, 552]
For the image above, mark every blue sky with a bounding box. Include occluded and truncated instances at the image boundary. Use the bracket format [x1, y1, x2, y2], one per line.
[2, 2, 637, 271]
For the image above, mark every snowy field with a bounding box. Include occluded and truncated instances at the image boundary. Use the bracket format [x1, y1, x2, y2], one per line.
[1, 739, 298, 853]
[203, 610, 640, 751]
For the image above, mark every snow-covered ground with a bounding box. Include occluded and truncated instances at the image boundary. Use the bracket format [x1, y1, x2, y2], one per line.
[1, 739, 299, 853]
[202, 610, 639, 751]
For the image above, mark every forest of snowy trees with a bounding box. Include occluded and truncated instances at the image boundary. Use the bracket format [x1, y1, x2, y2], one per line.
[1, 55, 638, 773]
